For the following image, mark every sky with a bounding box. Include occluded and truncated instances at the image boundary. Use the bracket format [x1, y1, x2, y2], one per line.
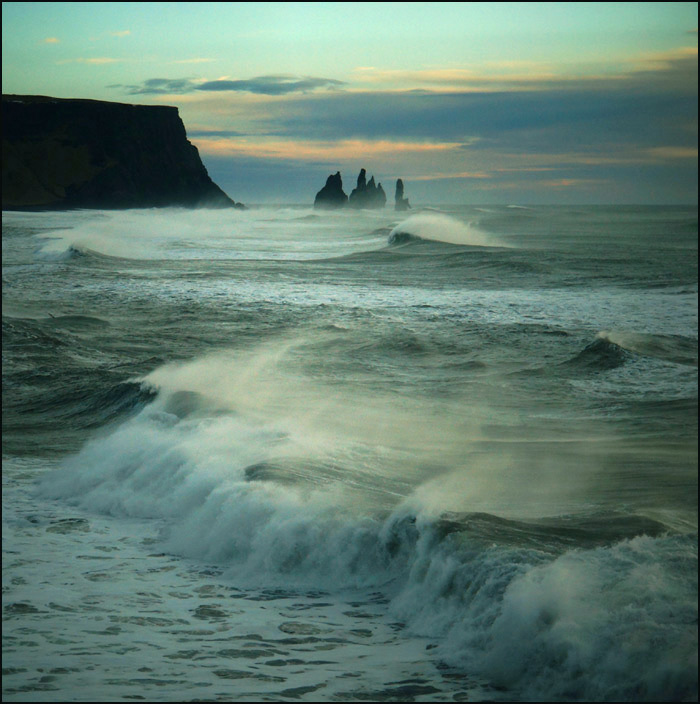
[2, 2, 698, 205]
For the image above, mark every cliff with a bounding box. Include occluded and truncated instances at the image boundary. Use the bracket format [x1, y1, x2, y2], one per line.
[2, 94, 241, 210]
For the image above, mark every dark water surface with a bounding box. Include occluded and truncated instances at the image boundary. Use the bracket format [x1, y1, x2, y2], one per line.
[3, 205, 697, 701]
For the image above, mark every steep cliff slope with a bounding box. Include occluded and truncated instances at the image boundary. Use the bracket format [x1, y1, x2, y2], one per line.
[2, 95, 240, 210]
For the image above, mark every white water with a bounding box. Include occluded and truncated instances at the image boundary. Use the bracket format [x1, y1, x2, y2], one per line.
[3, 205, 697, 702]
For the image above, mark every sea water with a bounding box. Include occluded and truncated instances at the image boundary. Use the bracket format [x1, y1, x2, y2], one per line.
[2, 204, 697, 702]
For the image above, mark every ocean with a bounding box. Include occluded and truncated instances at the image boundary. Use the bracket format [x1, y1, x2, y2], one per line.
[2, 204, 697, 702]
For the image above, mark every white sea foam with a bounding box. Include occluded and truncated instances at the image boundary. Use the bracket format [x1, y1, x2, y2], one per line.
[391, 528, 697, 701]
[27, 339, 698, 702]
[30, 206, 391, 261]
[389, 212, 506, 247]
[37, 334, 623, 583]
[35, 384, 698, 700]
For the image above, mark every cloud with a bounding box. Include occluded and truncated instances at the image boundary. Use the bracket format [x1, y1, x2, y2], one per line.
[257, 48, 698, 159]
[538, 178, 607, 188]
[170, 58, 216, 65]
[42, 37, 60, 44]
[408, 171, 493, 181]
[643, 146, 698, 160]
[192, 137, 460, 162]
[186, 129, 249, 138]
[197, 75, 346, 94]
[59, 57, 122, 65]
[90, 30, 131, 41]
[628, 46, 698, 76]
[254, 87, 695, 158]
[351, 48, 698, 94]
[118, 75, 345, 96]
[351, 65, 565, 91]
[118, 77, 200, 94]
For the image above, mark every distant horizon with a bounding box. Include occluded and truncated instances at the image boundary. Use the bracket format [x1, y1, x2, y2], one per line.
[3, 2, 697, 205]
[217, 201, 700, 207]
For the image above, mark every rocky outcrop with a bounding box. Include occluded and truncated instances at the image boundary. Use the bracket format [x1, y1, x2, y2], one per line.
[312, 169, 406, 210]
[2, 94, 242, 210]
[394, 178, 411, 211]
[348, 168, 386, 209]
[313, 171, 348, 209]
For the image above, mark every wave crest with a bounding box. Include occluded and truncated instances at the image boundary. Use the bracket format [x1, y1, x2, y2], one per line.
[597, 330, 698, 367]
[389, 212, 504, 247]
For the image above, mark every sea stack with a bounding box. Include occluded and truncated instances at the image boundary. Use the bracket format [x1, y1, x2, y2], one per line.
[1, 94, 242, 210]
[348, 168, 386, 209]
[395, 178, 411, 211]
[313, 171, 348, 209]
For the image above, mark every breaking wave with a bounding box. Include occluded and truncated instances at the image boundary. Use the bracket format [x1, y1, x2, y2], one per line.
[389, 212, 505, 247]
[34, 345, 698, 702]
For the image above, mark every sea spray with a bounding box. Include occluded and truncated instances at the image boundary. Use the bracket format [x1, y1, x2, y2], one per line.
[389, 211, 506, 247]
[36, 414, 698, 701]
[390, 528, 697, 702]
[32, 206, 391, 261]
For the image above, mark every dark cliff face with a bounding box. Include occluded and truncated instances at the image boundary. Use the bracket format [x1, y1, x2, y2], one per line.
[2, 95, 241, 210]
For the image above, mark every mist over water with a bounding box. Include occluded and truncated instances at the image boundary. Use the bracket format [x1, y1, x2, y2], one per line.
[3, 204, 697, 702]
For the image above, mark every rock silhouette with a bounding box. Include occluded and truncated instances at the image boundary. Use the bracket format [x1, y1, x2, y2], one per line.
[2, 94, 241, 210]
[395, 178, 411, 211]
[313, 169, 411, 211]
[348, 168, 386, 209]
[313, 171, 348, 208]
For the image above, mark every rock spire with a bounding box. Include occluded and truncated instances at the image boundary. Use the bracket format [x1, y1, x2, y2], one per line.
[394, 178, 411, 211]
[313, 171, 348, 208]
[348, 168, 386, 209]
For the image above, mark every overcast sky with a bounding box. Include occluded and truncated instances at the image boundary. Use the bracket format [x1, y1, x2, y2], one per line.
[2, 2, 697, 204]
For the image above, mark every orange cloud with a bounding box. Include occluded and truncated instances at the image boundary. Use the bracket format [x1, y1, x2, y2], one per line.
[494, 147, 699, 169]
[539, 178, 606, 188]
[194, 137, 461, 161]
[408, 171, 493, 181]
[644, 146, 698, 160]
[349, 64, 616, 93]
[630, 46, 698, 71]
[350, 46, 698, 93]
[57, 57, 122, 65]
[354, 66, 559, 82]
